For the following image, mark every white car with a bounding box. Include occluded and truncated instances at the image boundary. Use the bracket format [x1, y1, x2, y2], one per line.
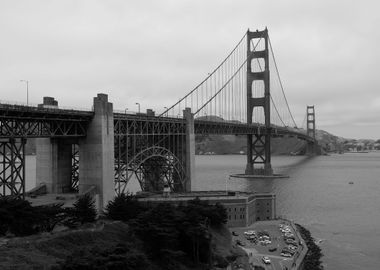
[281, 252, 292, 257]
[259, 240, 271, 245]
[262, 256, 271, 264]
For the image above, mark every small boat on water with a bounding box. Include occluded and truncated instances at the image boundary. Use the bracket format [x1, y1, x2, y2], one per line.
[349, 181, 354, 185]
[314, 239, 325, 245]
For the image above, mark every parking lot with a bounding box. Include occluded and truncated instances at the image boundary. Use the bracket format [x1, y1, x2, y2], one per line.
[230, 220, 304, 270]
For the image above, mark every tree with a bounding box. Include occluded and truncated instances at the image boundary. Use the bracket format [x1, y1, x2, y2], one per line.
[105, 193, 145, 222]
[0, 197, 40, 236]
[33, 203, 66, 232]
[65, 194, 97, 227]
[0, 197, 67, 236]
[181, 198, 227, 227]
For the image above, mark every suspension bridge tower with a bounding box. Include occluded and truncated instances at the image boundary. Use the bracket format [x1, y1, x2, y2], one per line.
[306, 105, 316, 140]
[245, 28, 273, 176]
[306, 105, 318, 154]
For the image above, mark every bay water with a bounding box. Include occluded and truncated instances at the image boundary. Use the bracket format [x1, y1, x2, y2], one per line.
[24, 152, 380, 269]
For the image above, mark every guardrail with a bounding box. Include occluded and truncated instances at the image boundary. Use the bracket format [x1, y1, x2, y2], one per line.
[0, 100, 92, 113]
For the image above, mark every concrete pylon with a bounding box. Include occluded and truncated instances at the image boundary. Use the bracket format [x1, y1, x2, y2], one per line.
[79, 94, 115, 211]
[35, 96, 73, 193]
[183, 107, 195, 192]
[36, 138, 73, 193]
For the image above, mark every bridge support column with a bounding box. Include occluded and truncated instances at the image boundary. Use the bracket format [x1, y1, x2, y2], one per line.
[36, 138, 73, 193]
[306, 105, 317, 155]
[245, 135, 254, 174]
[79, 94, 114, 211]
[245, 28, 273, 176]
[183, 108, 195, 192]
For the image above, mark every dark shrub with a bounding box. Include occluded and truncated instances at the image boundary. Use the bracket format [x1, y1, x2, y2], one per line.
[60, 243, 149, 270]
[182, 198, 227, 227]
[105, 193, 144, 222]
[33, 203, 66, 232]
[65, 194, 97, 227]
[0, 197, 39, 236]
[0, 197, 66, 236]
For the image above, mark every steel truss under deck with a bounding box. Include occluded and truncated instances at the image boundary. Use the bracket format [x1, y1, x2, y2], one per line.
[0, 104, 91, 138]
[71, 144, 79, 191]
[0, 104, 91, 196]
[114, 115, 187, 194]
[0, 102, 315, 197]
[0, 138, 26, 197]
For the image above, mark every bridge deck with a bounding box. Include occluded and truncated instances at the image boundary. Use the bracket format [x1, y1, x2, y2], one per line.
[0, 103, 93, 138]
[0, 104, 312, 141]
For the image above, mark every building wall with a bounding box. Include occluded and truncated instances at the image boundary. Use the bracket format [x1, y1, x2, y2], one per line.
[247, 198, 257, 225]
[137, 192, 276, 228]
[225, 203, 247, 227]
[255, 196, 275, 221]
[219, 194, 276, 227]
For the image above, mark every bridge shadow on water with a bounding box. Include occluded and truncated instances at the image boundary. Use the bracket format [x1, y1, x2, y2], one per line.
[228, 155, 317, 194]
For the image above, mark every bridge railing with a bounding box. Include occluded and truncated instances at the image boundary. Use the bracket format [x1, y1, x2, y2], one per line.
[114, 109, 186, 119]
[0, 100, 93, 113]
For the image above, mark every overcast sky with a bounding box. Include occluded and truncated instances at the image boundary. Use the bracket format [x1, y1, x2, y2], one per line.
[1, 0, 379, 139]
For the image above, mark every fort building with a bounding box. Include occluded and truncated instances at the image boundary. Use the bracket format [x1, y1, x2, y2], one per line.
[136, 190, 276, 227]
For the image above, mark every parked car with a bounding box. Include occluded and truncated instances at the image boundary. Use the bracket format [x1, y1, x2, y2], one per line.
[269, 247, 277, 252]
[285, 239, 297, 245]
[259, 236, 270, 241]
[285, 236, 296, 241]
[236, 240, 245, 246]
[281, 252, 292, 257]
[232, 231, 238, 236]
[259, 240, 271, 245]
[262, 256, 271, 264]
[282, 248, 295, 255]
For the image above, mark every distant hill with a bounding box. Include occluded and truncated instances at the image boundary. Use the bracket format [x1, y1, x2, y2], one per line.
[314, 129, 345, 153]
[195, 134, 309, 155]
[194, 118, 353, 155]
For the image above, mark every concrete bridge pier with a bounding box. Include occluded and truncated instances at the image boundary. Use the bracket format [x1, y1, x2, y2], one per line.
[35, 96, 74, 194]
[306, 142, 316, 155]
[79, 94, 115, 211]
[36, 138, 74, 193]
[183, 107, 195, 192]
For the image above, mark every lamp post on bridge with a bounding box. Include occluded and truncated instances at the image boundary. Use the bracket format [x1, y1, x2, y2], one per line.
[164, 107, 168, 117]
[135, 102, 140, 114]
[20, 80, 29, 105]
[124, 108, 128, 114]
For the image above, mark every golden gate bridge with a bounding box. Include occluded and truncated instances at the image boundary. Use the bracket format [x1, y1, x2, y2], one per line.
[0, 29, 317, 210]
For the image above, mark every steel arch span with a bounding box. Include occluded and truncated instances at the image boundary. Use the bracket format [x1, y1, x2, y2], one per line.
[114, 146, 186, 194]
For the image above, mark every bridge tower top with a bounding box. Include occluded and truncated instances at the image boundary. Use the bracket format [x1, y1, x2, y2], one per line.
[307, 105, 316, 141]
